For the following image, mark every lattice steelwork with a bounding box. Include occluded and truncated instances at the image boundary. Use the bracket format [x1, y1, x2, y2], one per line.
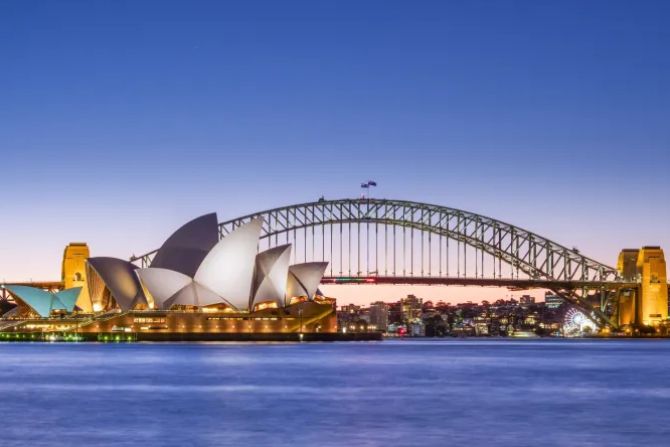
[134, 198, 619, 283]
[130, 198, 632, 328]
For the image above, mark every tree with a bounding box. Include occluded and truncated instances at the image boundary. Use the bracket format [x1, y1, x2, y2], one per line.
[424, 314, 448, 337]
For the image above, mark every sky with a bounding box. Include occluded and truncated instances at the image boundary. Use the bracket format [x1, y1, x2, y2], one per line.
[0, 0, 668, 305]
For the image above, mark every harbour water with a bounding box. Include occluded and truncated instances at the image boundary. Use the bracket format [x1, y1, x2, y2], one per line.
[1, 339, 669, 446]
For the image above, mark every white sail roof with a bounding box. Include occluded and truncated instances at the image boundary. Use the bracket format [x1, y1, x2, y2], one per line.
[251, 244, 291, 308]
[164, 282, 225, 309]
[87, 257, 147, 311]
[5, 285, 82, 317]
[55, 288, 81, 313]
[194, 218, 263, 311]
[150, 213, 219, 277]
[136, 268, 193, 310]
[136, 268, 229, 310]
[286, 262, 329, 301]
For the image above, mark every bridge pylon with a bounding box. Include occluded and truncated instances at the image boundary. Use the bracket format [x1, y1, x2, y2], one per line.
[615, 247, 668, 329]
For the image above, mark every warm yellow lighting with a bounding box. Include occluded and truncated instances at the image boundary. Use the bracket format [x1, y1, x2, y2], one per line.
[254, 301, 279, 311]
[62, 243, 93, 312]
[637, 247, 668, 326]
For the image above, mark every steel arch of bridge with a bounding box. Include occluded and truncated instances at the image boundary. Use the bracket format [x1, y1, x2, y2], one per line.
[132, 198, 627, 327]
[134, 198, 618, 283]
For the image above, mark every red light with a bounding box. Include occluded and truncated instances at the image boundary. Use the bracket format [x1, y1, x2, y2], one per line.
[365, 278, 376, 283]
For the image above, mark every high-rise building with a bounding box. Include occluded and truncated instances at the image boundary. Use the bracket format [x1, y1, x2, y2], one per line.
[544, 292, 564, 309]
[368, 301, 389, 332]
[519, 295, 535, 308]
[400, 294, 422, 321]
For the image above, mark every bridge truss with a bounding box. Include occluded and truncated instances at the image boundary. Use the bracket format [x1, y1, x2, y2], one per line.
[132, 198, 630, 328]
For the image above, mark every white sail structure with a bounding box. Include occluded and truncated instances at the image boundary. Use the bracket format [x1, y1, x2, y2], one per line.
[286, 262, 329, 302]
[194, 218, 263, 311]
[163, 282, 224, 309]
[150, 213, 219, 277]
[98, 213, 330, 313]
[136, 218, 264, 311]
[251, 244, 292, 309]
[135, 268, 193, 309]
[87, 257, 148, 311]
[5, 285, 82, 318]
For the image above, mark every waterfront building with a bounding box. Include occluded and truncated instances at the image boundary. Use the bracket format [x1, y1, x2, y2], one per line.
[408, 318, 425, 337]
[519, 295, 535, 308]
[368, 301, 389, 332]
[340, 304, 362, 315]
[1, 213, 336, 338]
[474, 313, 490, 336]
[337, 304, 370, 333]
[544, 292, 564, 309]
[400, 294, 423, 321]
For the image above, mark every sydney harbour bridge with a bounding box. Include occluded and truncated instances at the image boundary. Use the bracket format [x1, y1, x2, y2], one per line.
[130, 198, 641, 329]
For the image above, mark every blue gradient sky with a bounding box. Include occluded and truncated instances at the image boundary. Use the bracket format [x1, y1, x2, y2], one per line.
[1, 1, 668, 304]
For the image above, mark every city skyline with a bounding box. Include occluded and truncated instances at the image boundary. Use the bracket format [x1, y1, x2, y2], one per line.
[1, 1, 668, 307]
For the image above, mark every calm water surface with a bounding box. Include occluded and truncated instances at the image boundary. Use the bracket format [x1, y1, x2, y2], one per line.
[1, 339, 669, 446]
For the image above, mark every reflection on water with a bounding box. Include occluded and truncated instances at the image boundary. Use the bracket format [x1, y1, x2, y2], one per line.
[1, 339, 669, 446]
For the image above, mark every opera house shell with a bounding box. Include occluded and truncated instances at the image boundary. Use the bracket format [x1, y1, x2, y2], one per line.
[2, 213, 336, 339]
[99, 213, 330, 313]
[4, 285, 81, 318]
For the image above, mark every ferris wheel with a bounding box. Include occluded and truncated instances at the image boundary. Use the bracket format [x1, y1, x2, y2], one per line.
[563, 308, 597, 335]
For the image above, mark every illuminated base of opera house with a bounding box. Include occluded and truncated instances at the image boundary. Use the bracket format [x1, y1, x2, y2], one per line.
[1, 300, 339, 341]
[1, 213, 382, 341]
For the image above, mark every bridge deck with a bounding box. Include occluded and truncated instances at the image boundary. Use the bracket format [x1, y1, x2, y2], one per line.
[321, 276, 640, 290]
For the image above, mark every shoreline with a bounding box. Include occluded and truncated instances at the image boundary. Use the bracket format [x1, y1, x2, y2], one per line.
[0, 331, 383, 343]
[4, 332, 670, 343]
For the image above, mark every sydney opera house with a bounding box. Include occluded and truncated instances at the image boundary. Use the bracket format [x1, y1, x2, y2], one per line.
[0, 214, 339, 340]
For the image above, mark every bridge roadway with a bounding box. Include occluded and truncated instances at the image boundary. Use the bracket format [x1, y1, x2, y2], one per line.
[321, 276, 639, 290]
